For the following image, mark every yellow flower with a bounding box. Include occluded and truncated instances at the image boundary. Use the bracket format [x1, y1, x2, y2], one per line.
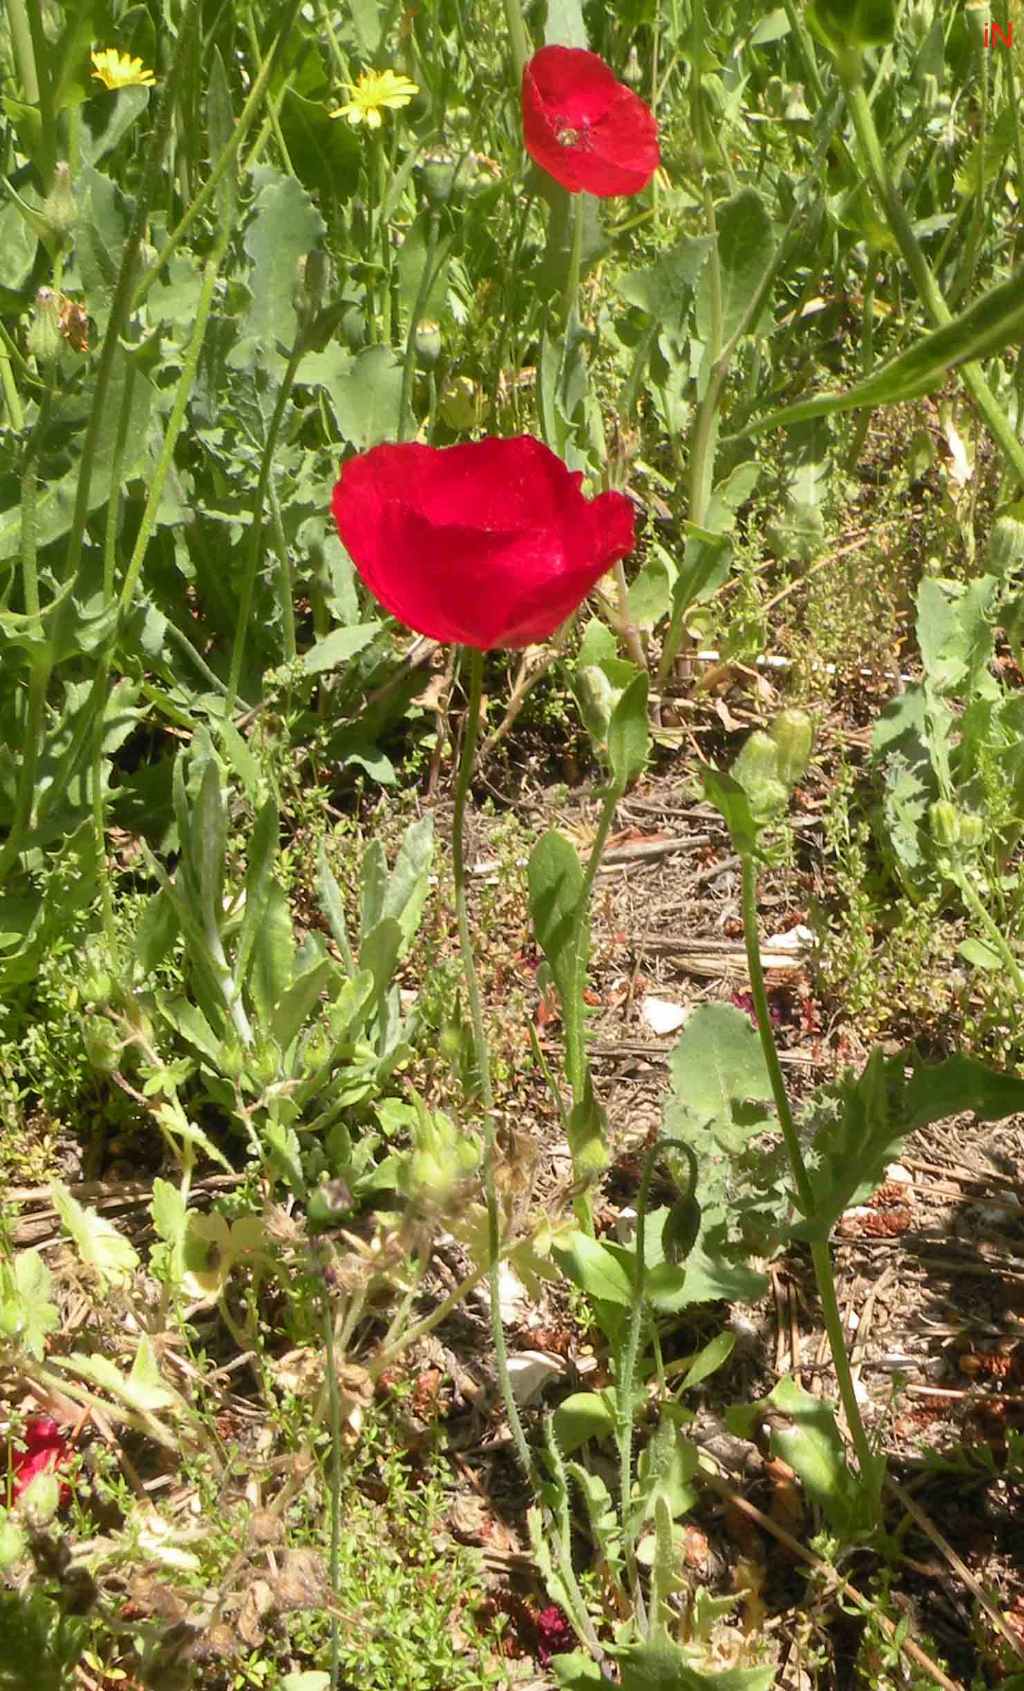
[90, 48, 155, 91]
[330, 67, 419, 130]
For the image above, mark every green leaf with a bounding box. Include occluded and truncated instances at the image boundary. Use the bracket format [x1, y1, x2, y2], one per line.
[764, 1376, 871, 1533]
[958, 937, 1002, 970]
[553, 1390, 616, 1454]
[701, 768, 760, 855]
[250, 879, 296, 1024]
[271, 956, 336, 1054]
[303, 343, 404, 450]
[677, 1329, 736, 1391]
[620, 1639, 775, 1691]
[133, 887, 180, 976]
[668, 1004, 774, 1149]
[545, 0, 589, 46]
[278, 89, 361, 203]
[616, 236, 713, 321]
[0, 1250, 59, 1359]
[0, 347, 154, 562]
[228, 168, 325, 372]
[51, 1182, 139, 1292]
[299, 623, 382, 675]
[608, 671, 650, 790]
[916, 575, 998, 697]
[741, 259, 1024, 436]
[381, 815, 434, 956]
[528, 830, 584, 1016]
[397, 210, 452, 330]
[636, 1413, 700, 1522]
[699, 188, 776, 354]
[235, 798, 281, 989]
[903, 1050, 1024, 1132]
[206, 50, 237, 222]
[552, 1229, 634, 1306]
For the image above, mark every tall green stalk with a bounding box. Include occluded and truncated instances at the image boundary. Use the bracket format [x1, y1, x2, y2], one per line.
[839, 64, 1024, 486]
[739, 854, 875, 1485]
[451, 649, 535, 1482]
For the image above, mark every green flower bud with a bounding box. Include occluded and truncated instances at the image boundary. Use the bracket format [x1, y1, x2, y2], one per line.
[929, 800, 961, 848]
[419, 153, 457, 206]
[414, 319, 442, 369]
[439, 373, 483, 432]
[623, 46, 643, 88]
[731, 730, 787, 818]
[959, 812, 985, 849]
[18, 1471, 60, 1529]
[41, 162, 75, 245]
[26, 289, 62, 367]
[770, 709, 814, 789]
[402, 1099, 479, 1204]
[0, 1514, 25, 1570]
[83, 1014, 120, 1076]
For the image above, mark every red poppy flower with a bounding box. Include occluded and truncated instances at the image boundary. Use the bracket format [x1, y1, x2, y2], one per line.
[9, 1416, 72, 1506]
[522, 46, 660, 198]
[331, 435, 635, 650]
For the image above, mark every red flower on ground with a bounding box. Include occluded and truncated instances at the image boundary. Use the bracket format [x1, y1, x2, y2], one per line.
[331, 436, 635, 649]
[522, 46, 660, 197]
[9, 1416, 72, 1506]
[534, 1603, 575, 1664]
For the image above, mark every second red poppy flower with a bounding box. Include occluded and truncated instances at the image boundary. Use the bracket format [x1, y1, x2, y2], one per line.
[521, 45, 660, 198]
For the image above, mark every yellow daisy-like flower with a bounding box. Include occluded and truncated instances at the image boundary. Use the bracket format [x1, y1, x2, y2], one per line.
[329, 67, 419, 130]
[90, 47, 155, 91]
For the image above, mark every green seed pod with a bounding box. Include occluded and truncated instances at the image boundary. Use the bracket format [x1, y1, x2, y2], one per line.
[770, 708, 814, 789]
[41, 161, 75, 245]
[929, 800, 961, 848]
[414, 319, 442, 369]
[26, 289, 62, 367]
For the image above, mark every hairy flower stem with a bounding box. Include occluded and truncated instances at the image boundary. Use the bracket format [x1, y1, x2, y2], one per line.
[453, 647, 535, 1484]
[226, 336, 306, 714]
[618, 1146, 655, 1630]
[739, 853, 876, 1487]
[953, 866, 1024, 1001]
[65, 0, 203, 594]
[321, 1290, 344, 1691]
[398, 208, 440, 442]
[841, 68, 1024, 487]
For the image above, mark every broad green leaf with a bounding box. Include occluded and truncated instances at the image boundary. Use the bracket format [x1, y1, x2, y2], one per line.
[79, 86, 149, 167]
[133, 887, 180, 976]
[608, 671, 650, 790]
[397, 210, 452, 330]
[250, 880, 296, 1025]
[553, 1390, 616, 1454]
[271, 956, 336, 1053]
[668, 1004, 774, 1149]
[545, 0, 589, 46]
[74, 165, 128, 328]
[552, 1230, 634, 1306]
[916, 575, 998, 697]
[193, 760, 227, 933]
[316, 845, 355, 971]
[303, 343, 404, 450]
[381, 815, 434, 954]
[636, 1414, 699, 1522]
[621, 1637, 776, 1691]
[740, 259, 1024, 435]
[701, 767, 760, 855]
[958, 937, 1002, 970]
[0, 347, 153, 562]
[616, 236, 713, 321]
[278, 89, 360, 203]
[552, 1655, 605, 1688]
[228, 168, 325, 372]
[206, 51, 237, 222]
[677, 1329, 736, 1391]
[763, 1376, 870, 1533]
[698, 188, 776, 354]
[0, 1250, 59, 1359]
[299, 623, 381, 676]
[903, 1050, 1024, 1132]
[528, 830, 584, 1015]
[51, 1182, 139, 1292]
[235, 798, 281, 988]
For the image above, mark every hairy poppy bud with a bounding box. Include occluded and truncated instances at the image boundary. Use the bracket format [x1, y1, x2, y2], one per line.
[414, 319, 442, 369]
[770, 709, 814, 789]
[26, 289, 62, 366]
[929, 800, 961, 848]
[83, 1014, 120, 1076]
[959, 812, 984, 849]
[41, 161, 75, 245]
[419, 154, 457, 207]
[731, 731, 788, 819]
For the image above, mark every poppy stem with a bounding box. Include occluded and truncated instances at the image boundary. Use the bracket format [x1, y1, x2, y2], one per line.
[451, 646, 536, 1485]
[501, 0, 530, 85]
